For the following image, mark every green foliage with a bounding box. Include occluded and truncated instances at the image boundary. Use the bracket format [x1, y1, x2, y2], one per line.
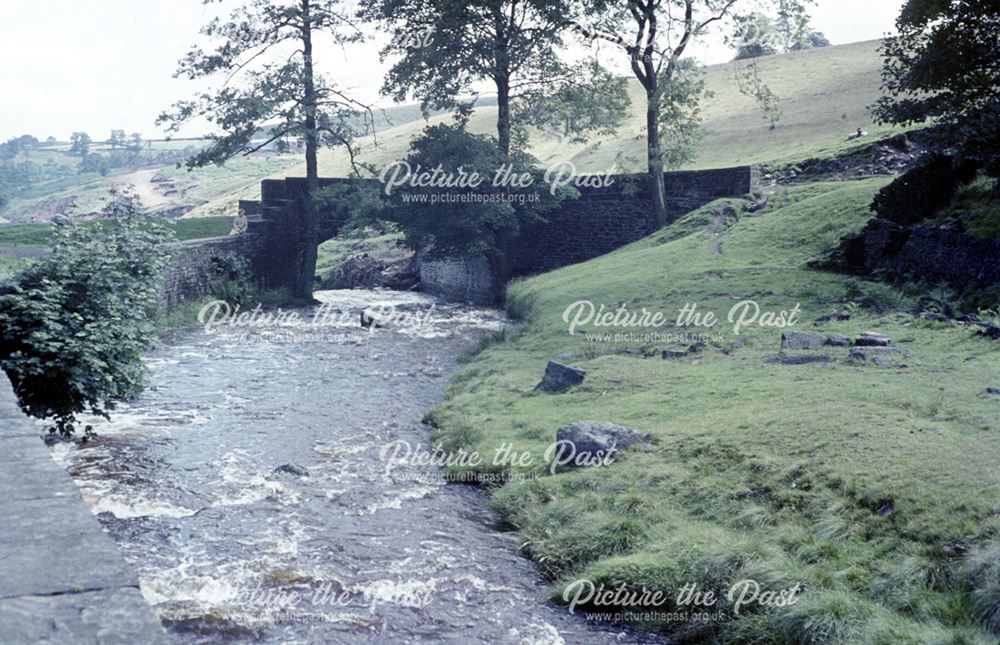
[576, 0, 811, 225]
[0, 188, 173, 438]
[158, 0, 370, 171]
[733, 12, 780, 59]
[78, 152, 109, 176]
[874, 0, 1000, 177]
[159, 0, 373, 298]
[367, 0, 626, 153]
[313, 179, 387, 233]
[69, 132, 91, 157]
[382, 118, 567, 261]
[207, 255, 255, 307]
[516, 60, 632, 146]
[658, 59, 709, 168]
[932, 173, 1000, 240]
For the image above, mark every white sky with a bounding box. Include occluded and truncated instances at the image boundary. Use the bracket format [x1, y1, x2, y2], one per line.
[0, 0, 905, 141]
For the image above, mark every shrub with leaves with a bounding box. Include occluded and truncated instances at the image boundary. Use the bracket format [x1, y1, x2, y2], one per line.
[382, 111, 568, 267]
[208, 254, 255, 308]
[0, 188, 174, 438]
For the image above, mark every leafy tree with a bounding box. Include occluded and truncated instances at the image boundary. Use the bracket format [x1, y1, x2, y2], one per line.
[128, 132, 144, 152]
[873, 0, 1000, 179]
[774, 0, 814, 51]
[159, 0, 374, 299]
[790, 30, 829, 49]
[0, 188, 174, 439]
[574, 0, 809, 227]
[366, 0, 628, 155]
[382, 110, 566, 271]
[733, 12, 779, 59]
[69, 131, 91, 157]
[79, 152, 110, 175]
[108, 129, 127, 150]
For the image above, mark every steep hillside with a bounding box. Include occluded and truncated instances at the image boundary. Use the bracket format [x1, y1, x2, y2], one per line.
[426, 178, 1000, 642]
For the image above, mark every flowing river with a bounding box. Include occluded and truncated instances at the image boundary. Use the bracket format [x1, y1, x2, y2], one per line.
[51, 290, 665, 644]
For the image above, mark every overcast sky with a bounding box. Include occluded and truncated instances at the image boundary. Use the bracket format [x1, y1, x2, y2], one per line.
[0, 0, 905, 141]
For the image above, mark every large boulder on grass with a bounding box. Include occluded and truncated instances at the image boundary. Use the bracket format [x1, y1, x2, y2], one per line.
[536, 361, 586, 393]
[554, 421, 649, 467]
[781, 331, 826, 350]
[855, 331, 891, 347]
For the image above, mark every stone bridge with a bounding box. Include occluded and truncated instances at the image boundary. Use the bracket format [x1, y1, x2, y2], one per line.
[161, 166, 760, 306]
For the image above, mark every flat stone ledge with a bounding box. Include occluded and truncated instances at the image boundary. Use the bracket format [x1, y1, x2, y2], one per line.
[0, 374, 166, 642]
[0, 587, 167, 645]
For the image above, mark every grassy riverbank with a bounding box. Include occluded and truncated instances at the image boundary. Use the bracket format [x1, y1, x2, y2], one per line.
[428, 178, 1000, 642]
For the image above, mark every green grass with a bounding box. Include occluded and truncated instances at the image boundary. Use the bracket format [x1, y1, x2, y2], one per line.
[427, 178, 1000, 642]
[933, 174, 1000, 239]
[0, 145, 303, 224]
[0, 218, 232, 248]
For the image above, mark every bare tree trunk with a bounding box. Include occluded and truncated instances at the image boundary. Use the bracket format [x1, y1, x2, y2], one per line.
[646, 87, 668, 228]
[297, 0, 320, 302]
[496, 76, 512, 156]
[492, 5, 512, 156]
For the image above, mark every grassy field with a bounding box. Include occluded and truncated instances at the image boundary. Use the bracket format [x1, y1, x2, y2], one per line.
[0, 142, 305, 224]
[0, 218, 232, 248]
[424, 178, 1000, 642]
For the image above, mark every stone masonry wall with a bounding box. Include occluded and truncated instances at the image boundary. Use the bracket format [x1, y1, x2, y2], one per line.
[511, 166, 759, 276]
[159, 233, 260, 310]
[417, 254, 498, 304]
[198, 167, 759, 306]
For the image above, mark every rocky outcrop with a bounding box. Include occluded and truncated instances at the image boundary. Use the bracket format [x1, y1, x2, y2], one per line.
[816, 218, 1000, 291]
[762, 132, 929, 185]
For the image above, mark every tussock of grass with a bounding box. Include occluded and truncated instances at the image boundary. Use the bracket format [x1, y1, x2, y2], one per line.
[430, 177, 1000, 641]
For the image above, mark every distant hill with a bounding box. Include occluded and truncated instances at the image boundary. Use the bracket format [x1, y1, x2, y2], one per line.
[1, 40, 897, 223]
[188, 39, 898, 218]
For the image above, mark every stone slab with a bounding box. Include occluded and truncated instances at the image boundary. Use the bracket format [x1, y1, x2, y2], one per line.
[0, 586, 166, 644]
[0, 373, 166, 642]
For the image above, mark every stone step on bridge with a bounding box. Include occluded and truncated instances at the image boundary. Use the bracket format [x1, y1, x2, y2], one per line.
[160, 166, 760, 307]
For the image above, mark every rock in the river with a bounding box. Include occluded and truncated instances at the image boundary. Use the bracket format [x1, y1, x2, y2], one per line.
[272, 463, 310, 477]
[814, 311, 851, 325]
[536, 361, 586, 393]
[360, 309, 388, 329]
[855, 331, 891, 346]
[554, 421, 649, 467]
[781, 331, 826, 350]
[824, 334, 853, 347]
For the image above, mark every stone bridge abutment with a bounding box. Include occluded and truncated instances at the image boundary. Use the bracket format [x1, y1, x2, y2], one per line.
[161, 166, 761, 306]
